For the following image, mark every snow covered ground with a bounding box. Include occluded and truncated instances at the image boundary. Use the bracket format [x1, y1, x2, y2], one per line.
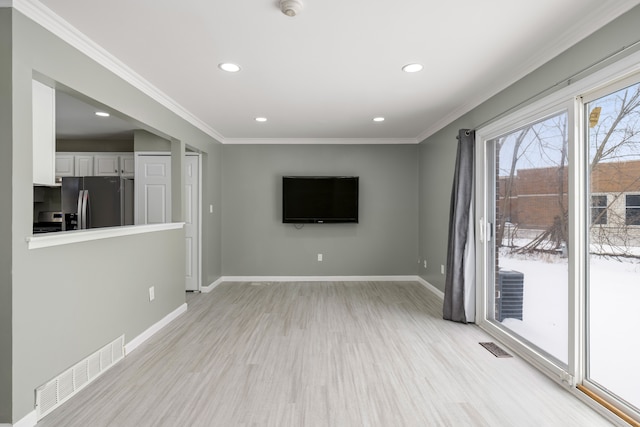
[499, 251, 640, 409]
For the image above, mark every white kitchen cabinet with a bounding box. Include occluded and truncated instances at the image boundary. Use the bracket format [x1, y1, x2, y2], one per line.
[33, 80, 56, 185]
[55, 152, 135, 177]
[94, 154, 134, 177]
[120, 154, 135, 178]
[93, 154, 120, 176]
[75, 155, 94, 176]
[55, 154, 74, 177]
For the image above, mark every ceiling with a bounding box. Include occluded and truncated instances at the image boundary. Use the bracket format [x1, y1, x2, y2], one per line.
[32, 0, 640, 143]
[56, 91, 136, 140]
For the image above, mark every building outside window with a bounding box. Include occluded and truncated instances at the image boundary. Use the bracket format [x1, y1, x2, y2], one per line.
[625, 194, 640, 225]
[591, 195, 607, 225]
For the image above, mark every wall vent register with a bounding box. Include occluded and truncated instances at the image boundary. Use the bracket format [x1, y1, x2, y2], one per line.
[35, 335, 125, 420]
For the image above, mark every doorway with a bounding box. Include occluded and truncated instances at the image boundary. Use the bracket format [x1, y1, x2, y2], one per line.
[135, 152, 201, 291]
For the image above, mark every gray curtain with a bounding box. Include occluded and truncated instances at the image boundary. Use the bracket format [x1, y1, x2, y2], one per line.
[443, 129, 476, 323]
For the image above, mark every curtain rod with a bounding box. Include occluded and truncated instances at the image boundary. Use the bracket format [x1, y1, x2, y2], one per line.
[474, 37, 640, 131]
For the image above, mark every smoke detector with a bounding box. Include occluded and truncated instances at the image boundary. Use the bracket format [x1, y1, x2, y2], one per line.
[280, 0, 303, 17]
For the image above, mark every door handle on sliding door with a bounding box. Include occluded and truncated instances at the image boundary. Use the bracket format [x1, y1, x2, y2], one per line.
[479, 218, 494, 243]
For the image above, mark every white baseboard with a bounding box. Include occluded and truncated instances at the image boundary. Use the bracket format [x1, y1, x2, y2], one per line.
[201, 277, 225, 293]
[7, 410, 37, 427]
[415, 276, 445, 300]
[204, 275, 445, 299]
[124, 303, 187, 355]
[209, 275, 426, 284]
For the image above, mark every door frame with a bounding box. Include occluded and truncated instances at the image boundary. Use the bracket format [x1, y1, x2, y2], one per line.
[185, 152, 202, 292]
[474, 98, 580, 386]
[135, 151, 202, 292]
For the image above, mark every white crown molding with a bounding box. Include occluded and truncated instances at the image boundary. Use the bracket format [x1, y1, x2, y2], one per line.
[416, 0, 640, 143]
[11, 0, 227, 144]
[223, 137, 419, 145]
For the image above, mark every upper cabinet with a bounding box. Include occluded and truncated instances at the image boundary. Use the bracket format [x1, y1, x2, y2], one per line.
[94, 154, 134, 178]
[56, 153, 134, 178]
[54, 154, 74, 177]
[93, 154, 119, 176]
[75, 155, 94, 176]
[32, 80, 56, 185]
[120, 154, 135, 178]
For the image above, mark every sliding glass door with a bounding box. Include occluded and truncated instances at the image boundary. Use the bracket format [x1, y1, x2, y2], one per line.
[477, 69, 640, 422]
[485, 111, 570, 366]
[585, 78, 640, 412]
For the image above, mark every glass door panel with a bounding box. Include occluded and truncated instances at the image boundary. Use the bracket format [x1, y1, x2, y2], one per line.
[586, 80, 640, 410]
[487, 111, 569, 365]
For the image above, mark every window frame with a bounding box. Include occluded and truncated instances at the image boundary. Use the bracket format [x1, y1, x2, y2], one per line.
[590, 194, 608, 225]
[625, 194, 640, 226]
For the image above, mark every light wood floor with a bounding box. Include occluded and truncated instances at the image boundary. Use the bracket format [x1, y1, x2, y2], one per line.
[38, 281, 614, 426]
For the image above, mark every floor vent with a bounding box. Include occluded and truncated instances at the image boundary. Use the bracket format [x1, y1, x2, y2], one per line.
[479, 342, 512, 358]
[35, 335, 125, 420]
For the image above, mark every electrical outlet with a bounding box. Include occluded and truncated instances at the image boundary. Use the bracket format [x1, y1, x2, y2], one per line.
[209, 204, 213, 213]
[149, 286, 155, 301]
[440, 265, 445, 275]
[317, 253, 323, 262]
[423, 260, 427, 269]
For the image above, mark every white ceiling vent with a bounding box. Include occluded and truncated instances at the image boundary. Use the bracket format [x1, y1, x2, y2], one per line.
[35, 335, 125, 420]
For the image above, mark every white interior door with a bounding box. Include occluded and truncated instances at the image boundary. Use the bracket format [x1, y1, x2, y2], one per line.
[184, 155, 200, 291]
[135, 155, 172, 225]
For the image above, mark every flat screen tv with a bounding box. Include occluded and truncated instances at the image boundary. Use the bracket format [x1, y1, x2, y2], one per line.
[282, 176, 359, 224]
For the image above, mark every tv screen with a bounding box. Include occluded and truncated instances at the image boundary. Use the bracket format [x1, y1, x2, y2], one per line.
[282, 176, 359, 223]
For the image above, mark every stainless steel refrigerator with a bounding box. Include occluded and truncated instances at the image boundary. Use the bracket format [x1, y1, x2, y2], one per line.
[61, 177, 134, 230]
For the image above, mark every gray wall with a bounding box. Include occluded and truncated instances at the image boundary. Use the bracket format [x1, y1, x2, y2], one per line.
[8, 9, 222, 423]
[418, 5, 640, 292]
[133, 129, 171, 152]
[57, 138, 134, 152]
[203, 147, 223, 285]
[0, 8, 13, 422]
[222, 144, 419, 276]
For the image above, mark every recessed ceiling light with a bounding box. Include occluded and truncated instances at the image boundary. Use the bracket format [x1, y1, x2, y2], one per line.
[255, 117, 268, 122]
[219, 63, 241, 73]
[95, 111, 110, 117]
[373, 117, 385, 122]
[402, 63, 423, 73]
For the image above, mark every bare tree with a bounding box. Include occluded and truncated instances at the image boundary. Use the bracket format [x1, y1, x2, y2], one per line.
[507, 84, 640, 257]
[495, 128, 529, 246]
[590, 86, 640, 169]
[587, 85, 640, 258]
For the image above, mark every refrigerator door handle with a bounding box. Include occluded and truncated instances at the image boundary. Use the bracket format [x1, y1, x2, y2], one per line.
[81, 190, 90, 229]
[77, 190, 84, 229]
